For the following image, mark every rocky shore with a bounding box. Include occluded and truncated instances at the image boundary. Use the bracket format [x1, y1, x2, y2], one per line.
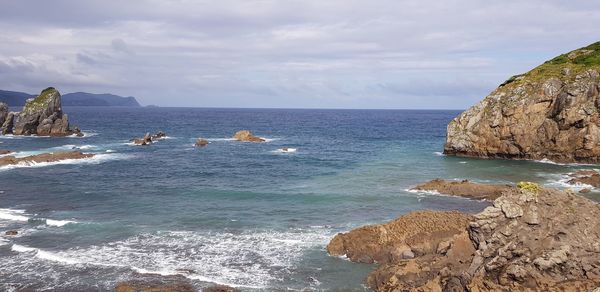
[0, 151, 94, 167]
[329, 183, 600, 291]
[444, 42, 600, 163]
[412, 179, 511, 201]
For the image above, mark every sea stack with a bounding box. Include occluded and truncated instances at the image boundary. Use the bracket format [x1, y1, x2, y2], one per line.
[444, 41, 600, 163]
[12, 87, 81, 136]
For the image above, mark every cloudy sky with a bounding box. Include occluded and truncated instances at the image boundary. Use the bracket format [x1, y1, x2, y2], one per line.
[0, 0, 598, 108]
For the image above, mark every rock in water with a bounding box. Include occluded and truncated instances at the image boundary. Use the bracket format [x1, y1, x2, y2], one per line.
[13, 87, 81, 136]
[1, 112, 16, 134]
[232, 130, 265, 142]
[195, 138, 209, 147]
[444, 41, 600, 163]
[0, 102, 7, 127]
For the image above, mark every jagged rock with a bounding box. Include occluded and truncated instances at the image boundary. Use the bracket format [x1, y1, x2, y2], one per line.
[5, 230, 18, 236]
[0, 102, 7, 126]
[412, 179, 511, 200]
[13, 87, 81, 136]
[131, 131, 166, 146]
[0, 151, 94, 167]
[444, 41, 600, 163]
[202, 285, 240, 292]
[334, 185, 600, 291]
[1, 112, 16, 134]
[195, 138, 209, 147]
[232, 130, 265, 142]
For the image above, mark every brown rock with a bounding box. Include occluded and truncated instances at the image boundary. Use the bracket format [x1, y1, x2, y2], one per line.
[0, 151, 94, 167]
[5, 230, 18, 236]
[195, 138, 209, 147]
[132, 131, 166, 146]
[326, 210, 472, 264]
[568, 170, 600, 188]
[580, 188, 592, 193]
[202, 285, 240, 292]
[232, 130, 265, 142]
[342, 184, 600, 291]
[443, 42, 600, 163]
[115, 274, 195, 292]
[0, 149, 12, 155]
[412, 179, 511, 200]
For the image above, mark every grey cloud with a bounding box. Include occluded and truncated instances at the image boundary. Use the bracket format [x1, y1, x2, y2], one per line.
[0, 0, 599, 108]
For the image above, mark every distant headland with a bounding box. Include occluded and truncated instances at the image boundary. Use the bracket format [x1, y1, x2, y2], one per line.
[0, 89, 141, 107]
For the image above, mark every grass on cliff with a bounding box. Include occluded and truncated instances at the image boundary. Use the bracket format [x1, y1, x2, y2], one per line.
[25, 87, 57, 110]
[499, 41, 600, 88]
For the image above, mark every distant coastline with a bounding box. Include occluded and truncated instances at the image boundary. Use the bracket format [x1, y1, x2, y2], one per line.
[0, 89, 141, 107]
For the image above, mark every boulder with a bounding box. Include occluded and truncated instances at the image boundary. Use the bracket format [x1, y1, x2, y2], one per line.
[232, 130, 265, 142]
[195, 138, 209, 147]
[412, 179, 511, 200]
[202, 285, 240, 292]
[13, 87, 81, 136]
[5, 230, 18, 236]
[0, 102, 7, 127]
[444, 41, 600, 163]
[0, 151, 94, 167]
[335, 183, 600, 291]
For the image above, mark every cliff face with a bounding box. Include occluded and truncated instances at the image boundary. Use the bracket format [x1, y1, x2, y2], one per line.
[13, 87, 80, 136]
[445, 42, 600, 163]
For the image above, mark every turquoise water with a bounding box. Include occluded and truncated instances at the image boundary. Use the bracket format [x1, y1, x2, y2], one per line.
[0, 108, 597, 291]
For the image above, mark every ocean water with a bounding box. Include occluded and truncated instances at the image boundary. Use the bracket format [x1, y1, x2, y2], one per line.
[0, 107, 598, 291]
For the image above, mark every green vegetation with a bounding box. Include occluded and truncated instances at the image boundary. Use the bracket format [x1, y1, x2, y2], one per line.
[517, 181, 541, 194]
[497, 41, 600, 90]
[24, 87, 58, 111]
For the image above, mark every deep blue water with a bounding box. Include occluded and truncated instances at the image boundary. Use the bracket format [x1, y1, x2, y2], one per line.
[0, 107, 597, 291]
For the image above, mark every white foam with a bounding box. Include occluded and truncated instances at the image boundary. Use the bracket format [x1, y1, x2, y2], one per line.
[273, 148, 297, 154]
[0, 209, 30, 222]
[7, 228, 331, 288]
[459, 161, 467, 164]
[433, 151, 444, 156]
[45, 219, 77, 227]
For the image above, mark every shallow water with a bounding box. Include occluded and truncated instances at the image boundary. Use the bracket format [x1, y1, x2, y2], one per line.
[0, 107, 597, 291]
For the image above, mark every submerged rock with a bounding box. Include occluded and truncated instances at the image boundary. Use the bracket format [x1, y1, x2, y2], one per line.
[115, 273, 195, 292]
[332, 183, 600, 291]
[194, 138, 209, 147]
[13, 87, 82, 136]
[444, 41, 600, 163]
[232, 130, 265, 142]
[412, 179, 511, 200]
[202, 285, 240, 292]
[0, 149, 12, 155]
[568, 170, 600, 188]
[0, 151, 94, 167]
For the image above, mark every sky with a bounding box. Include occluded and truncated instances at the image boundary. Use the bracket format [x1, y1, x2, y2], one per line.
[0, 0, 599, 109]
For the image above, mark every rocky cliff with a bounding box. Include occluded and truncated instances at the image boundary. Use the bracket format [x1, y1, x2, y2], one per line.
[445, 41, 600, 163]
[12, 87, 81, 136]
[329, 183, 600, 291]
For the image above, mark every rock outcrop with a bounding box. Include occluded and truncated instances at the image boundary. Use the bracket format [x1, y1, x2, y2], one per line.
[11, 87, 81, 136]
[0, 151, 94, 167]
[232, 130, 265, 142]
[195, 138, 209, 147]
[131, 131, 167, 146]
[444, 41, 600, 163]
[327, 211, 473, 264]
[331, 183, 600, 291]
[412, 179, 511, 200]
[115, 274, 195, 292]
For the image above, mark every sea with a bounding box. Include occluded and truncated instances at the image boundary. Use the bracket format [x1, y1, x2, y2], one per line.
[0, 107, 598, 291]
